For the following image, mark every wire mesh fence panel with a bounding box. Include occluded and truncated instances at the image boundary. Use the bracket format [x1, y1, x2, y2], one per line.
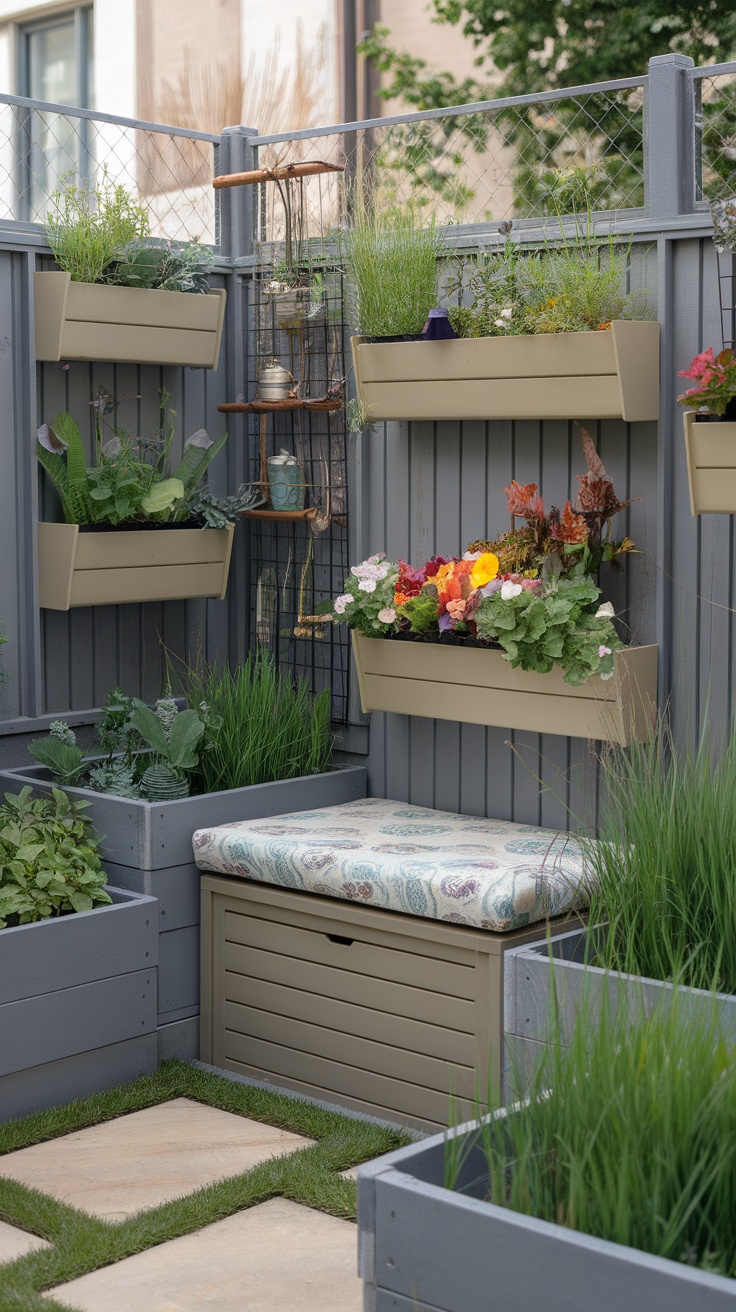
[0, 95, 219, 243]
[694, 67, 736, 204]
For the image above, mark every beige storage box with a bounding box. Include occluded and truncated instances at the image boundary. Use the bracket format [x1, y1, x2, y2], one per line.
[195, 798, 589, 1130]
[683, 410, 736, 515]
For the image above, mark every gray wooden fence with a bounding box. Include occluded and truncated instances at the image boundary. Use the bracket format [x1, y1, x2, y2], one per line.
[0, 55, 733, 830]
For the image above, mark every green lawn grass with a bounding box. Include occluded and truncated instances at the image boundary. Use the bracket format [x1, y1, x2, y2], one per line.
[0, 1060, 412, 1312]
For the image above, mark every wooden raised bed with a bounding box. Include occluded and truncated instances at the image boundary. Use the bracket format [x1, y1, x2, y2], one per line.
[683, 410, 736, 514]
[352, 633, 658, 746]
[351, 320, 660, 422]
[34, 271, 227, 369]
[38, 522, 235, 610]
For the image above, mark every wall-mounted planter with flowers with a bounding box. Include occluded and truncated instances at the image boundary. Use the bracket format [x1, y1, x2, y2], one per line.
[351, 632, 658, 746]
[350, 321, 659, 423]
[34, 272, 227, 370]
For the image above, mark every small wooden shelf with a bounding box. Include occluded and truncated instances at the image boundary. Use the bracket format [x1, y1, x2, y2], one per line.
[242, 507, 318, 522]
[218, 399, 342, 414]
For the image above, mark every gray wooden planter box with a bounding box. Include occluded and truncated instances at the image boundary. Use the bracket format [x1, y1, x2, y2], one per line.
[0, 886, 158, 1124]
[503, 927, 736, 1091]
[358, 1118, 736, 1311]
[0, 765, 368, 1061]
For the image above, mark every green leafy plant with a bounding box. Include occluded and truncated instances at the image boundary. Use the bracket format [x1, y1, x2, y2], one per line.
[0, 786, 109, 927]
[344, 202, 444, 338]
[45, 169, 150, 284]
[103, 238, 210, 294]
[36, 392, 228, 528]
[29, 721, 86, 787]
[129, 697, 206, 801]
[583, 723, 736, 995]
[455, 993, 736, 1279]
[173, 652, 333, 794]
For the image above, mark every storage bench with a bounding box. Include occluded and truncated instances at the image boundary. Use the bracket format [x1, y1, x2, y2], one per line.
[195, 799, 590, 1131]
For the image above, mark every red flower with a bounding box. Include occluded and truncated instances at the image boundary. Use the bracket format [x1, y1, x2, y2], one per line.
[395, 559, 425, 599]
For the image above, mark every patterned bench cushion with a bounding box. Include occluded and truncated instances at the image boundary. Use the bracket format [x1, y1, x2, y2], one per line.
[192, 798, 590, 933]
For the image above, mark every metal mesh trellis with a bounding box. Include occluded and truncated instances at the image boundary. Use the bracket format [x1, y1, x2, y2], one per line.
[0, 95, 218, 242]
[695, 70, 736, 204]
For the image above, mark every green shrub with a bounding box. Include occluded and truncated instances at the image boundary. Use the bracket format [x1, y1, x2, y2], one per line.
[456, 994, 736, 1279]
[0, 787, 109, 927]
[45, 169, 149, 284]
[345, 203, 444, 337]
[583, 724, 736, 993]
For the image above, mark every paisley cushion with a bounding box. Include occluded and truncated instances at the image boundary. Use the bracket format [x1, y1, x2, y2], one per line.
[192, 797, 591, 933]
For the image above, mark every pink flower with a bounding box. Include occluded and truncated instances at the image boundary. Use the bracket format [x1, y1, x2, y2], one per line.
[678, 348, 715, 380]
[334, 594, 354, 614]
[598, 645, 612, 659]
[445, 598, 467, 621]
[377, 607, 396, 624]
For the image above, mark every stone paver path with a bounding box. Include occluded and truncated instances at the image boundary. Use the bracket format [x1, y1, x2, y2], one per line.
[0, 1218, 50, 1264]
[46, 1198, 362, 1311]
[0, 1098, 313, 1221]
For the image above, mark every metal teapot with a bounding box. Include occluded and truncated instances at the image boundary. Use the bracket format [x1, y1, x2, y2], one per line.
[256, 359, 294, 402]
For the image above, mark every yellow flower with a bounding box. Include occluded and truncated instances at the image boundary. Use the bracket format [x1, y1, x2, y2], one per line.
[470, 552, 500, 589]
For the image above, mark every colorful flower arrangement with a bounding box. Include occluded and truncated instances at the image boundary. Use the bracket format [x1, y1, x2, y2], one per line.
[324, 430, 634, 686]
[677, 347, 736, 418]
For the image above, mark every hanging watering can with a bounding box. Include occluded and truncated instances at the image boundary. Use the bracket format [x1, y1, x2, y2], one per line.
[267, 449, 305, 511]
[256, 359, 294, 402]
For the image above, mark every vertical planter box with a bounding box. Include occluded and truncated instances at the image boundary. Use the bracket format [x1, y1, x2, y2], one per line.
[0, 886, 158, 1124]
[683, 410, 736, 514]
[34, 271, 227, 369]
[358, 1119, 736, 1311]
[353, 633, 658, 746]
[0, 765, 368, 1062]
[503, 926, 736, 1092]
[351, 320, 660, 422]
[38, 522, 235, 610]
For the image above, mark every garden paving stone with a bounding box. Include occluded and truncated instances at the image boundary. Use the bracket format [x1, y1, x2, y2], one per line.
[0, 1218, 50, 1264]
[46, 1197, 361, 1310]
[0, 1098, 313, 1221]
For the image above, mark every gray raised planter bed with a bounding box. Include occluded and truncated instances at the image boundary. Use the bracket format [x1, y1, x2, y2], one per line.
[358, 1117, 736, 1311]
[0, 764, 368, 1061]
[503, 926, 736, 1090]
[0, 886, 158, 1124]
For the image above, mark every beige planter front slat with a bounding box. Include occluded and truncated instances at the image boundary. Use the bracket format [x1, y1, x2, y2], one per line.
[352, 633, 658, 745]
[351, 320, 659, 422]
[34, 272, 227, 369]
[38, 522, 235, 610]
[683, 410, 736, 515]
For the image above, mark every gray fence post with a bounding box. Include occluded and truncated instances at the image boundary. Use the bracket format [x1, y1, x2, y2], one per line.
[646, 54, 695, 220]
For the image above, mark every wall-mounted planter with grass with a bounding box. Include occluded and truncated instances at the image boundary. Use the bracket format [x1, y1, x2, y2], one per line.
[351, 321, 660, 422]
[34, 272, 227, 369]
[0, 886, 157, 1123]
[683, 410, 736, 514]
[352, 633, 658, 745]
[37, 522, 235, 610]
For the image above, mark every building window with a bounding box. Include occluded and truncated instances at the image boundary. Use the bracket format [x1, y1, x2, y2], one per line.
[19, 7, 93, 220]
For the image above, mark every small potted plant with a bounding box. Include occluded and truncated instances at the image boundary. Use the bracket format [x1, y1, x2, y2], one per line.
[35, 391, 247, 609]
[34, 171, 226, 369]
[678, 346, 736, 514]
[350, 225, 659, 422]
[0, 785, 157, 1121]
[322, 429, 657, 744]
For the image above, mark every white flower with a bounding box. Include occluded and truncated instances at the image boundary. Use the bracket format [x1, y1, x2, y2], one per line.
[500, 306, 513, 318]
[366, 552, 386, 566]
[333, 594, 354, 614]
[494, 318, 507, 328]
[501, 581, 523, 600]
[377, 607, 396, 624]
[596, 602, 615, 619]
[463, 550, 482, 561]
[358, 578, 377, 593]
[598, 644, 612, 659]
[374, 562, 390, 580]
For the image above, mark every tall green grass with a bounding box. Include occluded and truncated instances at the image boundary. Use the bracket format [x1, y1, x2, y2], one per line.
[455, 996, 736, 1277]
[582, 725, 736, 993]
[345, 203, 444, 337]
[177, 653, 333, 794]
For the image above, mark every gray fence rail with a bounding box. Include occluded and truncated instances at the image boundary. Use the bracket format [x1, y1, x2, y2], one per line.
[0, 56, 732, 823]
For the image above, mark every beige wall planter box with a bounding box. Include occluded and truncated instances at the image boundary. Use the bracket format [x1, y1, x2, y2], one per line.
[38, 522, 235, 609]
[351, 320, 659, 422]
[200, 875, 575, 1131]
[34, 271, 226, 369]
[683, 410, 736, 514]
[353, 633, 658, 745]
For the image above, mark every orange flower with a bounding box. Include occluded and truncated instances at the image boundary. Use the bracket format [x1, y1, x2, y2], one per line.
[394, 591, 411, 607]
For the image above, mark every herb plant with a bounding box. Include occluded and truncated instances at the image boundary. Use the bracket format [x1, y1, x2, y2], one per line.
[458, 993, 736, 1279]
[345, 204, 444, 337]
[45, 170, 150, 284]
[0, 786, 109, 927]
